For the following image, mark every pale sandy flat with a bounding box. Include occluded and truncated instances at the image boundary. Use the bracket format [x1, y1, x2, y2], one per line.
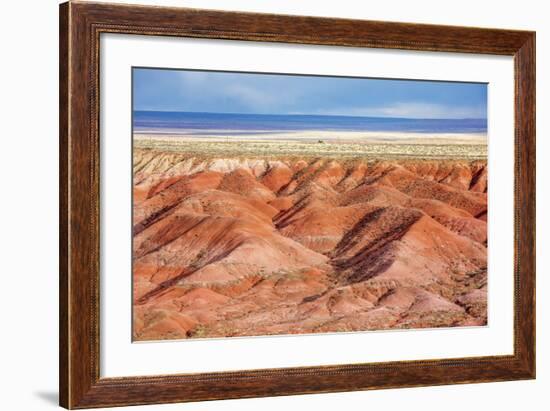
[134, 130, 487, 146]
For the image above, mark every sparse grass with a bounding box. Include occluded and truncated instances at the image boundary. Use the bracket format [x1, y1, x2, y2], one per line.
[188, 323, 239, 338]
[187, 324, 208, 338]
[134, 138, 487, 161]
[171, 266, 310, 296]
[264, 268, 307, 281]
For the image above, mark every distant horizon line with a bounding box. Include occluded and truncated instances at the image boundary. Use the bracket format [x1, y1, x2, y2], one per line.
[133, 109, 487, 122]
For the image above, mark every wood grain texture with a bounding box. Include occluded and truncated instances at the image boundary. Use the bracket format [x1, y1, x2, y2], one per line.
[59, 2, 69, 407]
[59, 1, 536, 408]
[514, 34, 536, 373]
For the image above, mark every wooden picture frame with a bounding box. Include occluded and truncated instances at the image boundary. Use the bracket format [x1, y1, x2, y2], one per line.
[59, 1, 535, 408]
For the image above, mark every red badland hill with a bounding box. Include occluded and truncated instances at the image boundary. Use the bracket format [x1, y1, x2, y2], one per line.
[132, 149, 488, 341]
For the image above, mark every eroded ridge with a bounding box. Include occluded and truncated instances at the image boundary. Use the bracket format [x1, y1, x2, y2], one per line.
[133, 149, 488, 341]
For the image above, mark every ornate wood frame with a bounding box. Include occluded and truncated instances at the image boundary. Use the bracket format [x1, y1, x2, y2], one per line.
[59, 1, 536, 408]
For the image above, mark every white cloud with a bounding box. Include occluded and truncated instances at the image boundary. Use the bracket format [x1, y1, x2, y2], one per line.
[317, 102, 486, 119]
[177, 71, 209, 86]
[223, 84, 278, 110]
[175, 72, 288, 112]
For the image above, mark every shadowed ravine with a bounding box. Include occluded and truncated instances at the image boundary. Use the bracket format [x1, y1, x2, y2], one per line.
[132, 148, 488, 341]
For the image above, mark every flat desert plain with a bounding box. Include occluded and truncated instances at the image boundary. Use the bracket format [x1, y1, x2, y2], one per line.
[132, 136, 488, 341]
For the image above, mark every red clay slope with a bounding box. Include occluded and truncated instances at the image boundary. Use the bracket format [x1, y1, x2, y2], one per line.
[133, 150, 488, 341]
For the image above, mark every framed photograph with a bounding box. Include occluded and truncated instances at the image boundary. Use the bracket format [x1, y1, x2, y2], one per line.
[59, 2, 535, 408]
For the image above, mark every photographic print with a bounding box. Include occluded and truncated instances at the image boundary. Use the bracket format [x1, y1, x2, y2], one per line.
[132, 68, 488, 342]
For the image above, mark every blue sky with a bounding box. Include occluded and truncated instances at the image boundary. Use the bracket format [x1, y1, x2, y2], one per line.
[133, 68, 487, 119]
